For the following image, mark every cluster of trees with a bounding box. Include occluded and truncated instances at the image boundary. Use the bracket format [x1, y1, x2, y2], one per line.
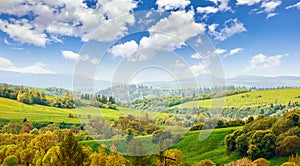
[113, 114, 160, 136]
[225, 109, 300, 160]
[81, 93, 118, 110]
[129, 89, 249, 112]
[222, 101, 300, 119]
[189, 119, 245, 131]
[0, 119, 187, 166]
[98, 84, 249, 102]
[0, 86, 75, 108]
[0, 130, 133, 166]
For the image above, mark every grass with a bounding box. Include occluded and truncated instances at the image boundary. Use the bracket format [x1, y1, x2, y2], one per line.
[0, 97, 80, 124]
[172, 126, 243, 165]
[80, 126, 288, 165]
[177, 88, 300, 109]
[80, 127, 243, 164]
[80, 135, 161, 155]
[0, 97, 158, 124]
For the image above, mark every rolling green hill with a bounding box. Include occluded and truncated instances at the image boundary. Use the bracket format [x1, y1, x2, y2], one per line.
[80, 126, 288, 165]
[177, 88, 300, 109]
[0, 97, 162, 124]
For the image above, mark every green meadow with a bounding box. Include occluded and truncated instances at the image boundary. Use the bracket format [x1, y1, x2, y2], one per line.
[178, 88, 300, 109]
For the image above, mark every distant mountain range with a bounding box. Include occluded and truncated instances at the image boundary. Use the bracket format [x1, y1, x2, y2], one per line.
[1, 70, 300, 90]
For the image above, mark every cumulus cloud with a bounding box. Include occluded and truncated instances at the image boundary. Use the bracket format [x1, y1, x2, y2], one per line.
[208, 19, 247, 41]
[191, 48, 227, 64]
[0, 0, 137, 46]
[0, 19, 48, 47]
[108, 40, 139, 61]
[197, 6, 219, 14]
[197, 0, 231, 15]
[0, 57, 55, 74]
[245, 53, 285, 71]
[189, 62, 209, 76]
[286, 2, 300, 9]
[247, 0, 282, 18]
[109, 10, 206, 62]
[156, 0, 190, 11]
[61, 50, 99, 64]
[62, 50, 81, 60]
[261, 0, 281, 13]
[236, 0, 262, 6]
[224, 48, 244, 57]
[191, 52, 205, 59]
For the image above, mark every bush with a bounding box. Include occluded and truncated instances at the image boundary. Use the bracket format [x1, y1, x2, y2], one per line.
[225, 130, 243, 153]
[272, 110, 300, 135]
[152, 130, 171, 143]
[68, 113, 74, 118]
[281, 162, 297, 166]
[276, 135, 300, 156]
[253, 158, 270, 166]
[225, 158, 253, 166]
[3, 155, 18, 166]
[247, 130, 276, 160]
[190, 123, 205, 131]
[235, 134, 248, 156]
[194, 159, 216, 166]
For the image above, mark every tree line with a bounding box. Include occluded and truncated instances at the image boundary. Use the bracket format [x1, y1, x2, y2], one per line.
[225, 109, 300, 161]
[0, 86, 75, 108]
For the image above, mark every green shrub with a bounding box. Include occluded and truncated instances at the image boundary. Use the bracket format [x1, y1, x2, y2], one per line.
[276, 135, 300, 156]
[253, 158, 270, 166]
[281, 162, 297, 166]
[3, 155, 18, 166]
[194, 159, 216, 166]
[247, 130, 276, 160]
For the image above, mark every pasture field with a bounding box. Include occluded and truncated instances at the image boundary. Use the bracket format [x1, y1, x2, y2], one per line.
[80, 126, 288, 165]
[177, 88, 300, 109]
[0, 97, 161, 124]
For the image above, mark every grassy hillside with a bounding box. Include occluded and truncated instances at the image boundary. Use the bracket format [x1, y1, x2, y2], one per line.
[178, 88, 300, 109]
[79, 127, 242, 163]
[80, 126, 288, 165]
[80, 127, 242, 164]
[0, 97, 161, 124]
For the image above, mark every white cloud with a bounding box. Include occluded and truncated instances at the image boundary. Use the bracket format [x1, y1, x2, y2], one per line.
[208, 18, 247, 41]
[197, 0, 231, 15]
[261, 0, 281, 13]
[191, 52, 205, 59]
[0, 0, 138, 46]
[156, 0, 190, 11]
[191, 48, 227, 60]
[253, 0, 281, 18]
[266, 13, 278, 19]
[62, 50, 81, 60]
[214, 48, 227, 55]
[208, 24, 219, 32]
[245, 53, 284, 71]
[3, 38, 13, 46]
[224, 48, 244, 57]
[236, 0, 262, 6]
[89, 58, 100, 65]
[189, 62, 209, 76]
[0, 0, 30, 16]
[286, 2, 300, 9]
[108, 40, 139, 61]
[197, 6, 219, 14]
[110, 10, 206, 62]
[140, 10, 205, 50]
[61, 50, 100, 64]
[0, 19, 48, 47]
[0, 57, 55, 74]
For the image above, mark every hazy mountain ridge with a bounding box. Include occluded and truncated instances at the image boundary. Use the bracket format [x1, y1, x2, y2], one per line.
[1, 71, 300, 90]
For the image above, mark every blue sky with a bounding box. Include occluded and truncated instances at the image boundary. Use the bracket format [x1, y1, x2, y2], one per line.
[0, 0, 300, 84]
